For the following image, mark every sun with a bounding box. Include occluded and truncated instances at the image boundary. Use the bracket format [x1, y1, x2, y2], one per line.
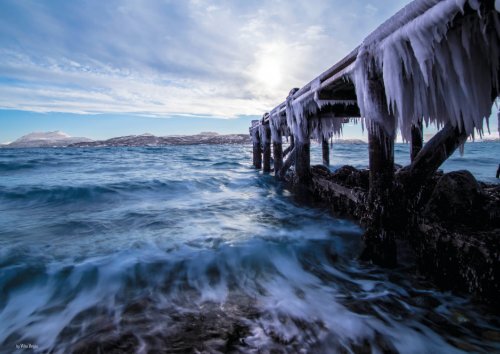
[255, 56, 283, 89]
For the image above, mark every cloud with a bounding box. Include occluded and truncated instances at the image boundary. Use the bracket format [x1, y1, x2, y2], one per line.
[0, 0, 412, 118]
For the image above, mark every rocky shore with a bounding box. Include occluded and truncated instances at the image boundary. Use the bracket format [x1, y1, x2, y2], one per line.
[286, 165, 500, 308]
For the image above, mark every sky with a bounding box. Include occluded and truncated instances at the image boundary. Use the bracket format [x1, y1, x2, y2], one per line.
[0, 0, 498, 143]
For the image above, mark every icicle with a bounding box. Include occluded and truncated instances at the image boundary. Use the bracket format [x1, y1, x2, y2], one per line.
[352, 0, 499, 142]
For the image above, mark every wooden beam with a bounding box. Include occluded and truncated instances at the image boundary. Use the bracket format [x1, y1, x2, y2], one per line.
[364, 77, 397, 267]
[368, 122, 395, 202]
[262, 125, 271, 173]
[273, 131, 283, 178]
[278, 147, 296, 179]
[410, 121, 423, 162]
[295, 138, 311, 184]
[322, 138, 330, 167]
[366, 78, 395, 202]
[400, 122, 467, 185]
[252, 129, 262, 169]
[283, 135, 295, 157]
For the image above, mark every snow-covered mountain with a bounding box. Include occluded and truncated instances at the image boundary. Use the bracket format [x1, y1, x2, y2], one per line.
[70, 132, 251, 147]
[7, 131, 93, 148]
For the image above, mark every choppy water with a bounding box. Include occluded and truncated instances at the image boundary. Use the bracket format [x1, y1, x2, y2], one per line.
[0, 143, 499, 354]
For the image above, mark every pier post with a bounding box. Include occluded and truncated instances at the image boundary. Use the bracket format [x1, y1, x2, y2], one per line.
[252, 128, 262, 169]
[273, 130, 283, 178]
[410, 121, 423, 162]
[262, 124, 271, 173]
[322, 138, 330, 167]
[283, 135, 295, 157]
[368, 123, 395, 202]
[364, 77, 397, 267]
[295, 137, 311, 184]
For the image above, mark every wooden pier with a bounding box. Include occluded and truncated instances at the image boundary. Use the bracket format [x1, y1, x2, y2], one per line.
[249, 0, 500, 305]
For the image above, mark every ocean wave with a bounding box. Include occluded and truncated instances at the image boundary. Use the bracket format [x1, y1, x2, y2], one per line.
[0, 236, 496, 353]
[0, 161, 38, 172]
[0, 179, 205, 206]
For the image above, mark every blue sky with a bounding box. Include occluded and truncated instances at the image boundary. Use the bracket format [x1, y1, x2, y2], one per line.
[0, 0, 497, 143]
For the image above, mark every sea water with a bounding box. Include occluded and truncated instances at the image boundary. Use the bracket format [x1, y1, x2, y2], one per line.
[0, 143, 499, 353]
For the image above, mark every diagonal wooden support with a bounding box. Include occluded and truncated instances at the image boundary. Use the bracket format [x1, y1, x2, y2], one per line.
[278, 147, 296, 179]
[283, 135, 295, 158]
[400, 122, 467, 187]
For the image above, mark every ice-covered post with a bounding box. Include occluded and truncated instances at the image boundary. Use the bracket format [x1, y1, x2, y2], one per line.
[273, 131, 283, 178]
[322, 138, 330, 167]
[251, 122, 262, 169]
[410, 121, 423, 162]
[295, 137, 311, 184]
[261, 124, 271, 173]
[364, 76, 397, 267]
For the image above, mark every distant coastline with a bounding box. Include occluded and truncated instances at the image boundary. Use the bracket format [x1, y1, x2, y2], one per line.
[2, 130, 497, 148]
[1, 131, 370, 148]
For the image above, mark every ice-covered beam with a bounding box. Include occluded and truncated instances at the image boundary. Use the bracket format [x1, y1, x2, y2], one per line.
[354, 0, 499, 142]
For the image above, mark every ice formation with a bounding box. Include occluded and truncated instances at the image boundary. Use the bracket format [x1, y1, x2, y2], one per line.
[284, 82, 356, 143]
[260, 0, 498, 146]
[269, 107, 290, 144]
[250, 125, 260, 145]
[352, 0, 500, 141]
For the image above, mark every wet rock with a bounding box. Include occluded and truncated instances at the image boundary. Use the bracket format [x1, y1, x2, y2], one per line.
[424, 170, 485, 226]
[309, 165, 367, 219]
[414, 222, 500, 308]
[410, 294, 441, 309]
[330, 165, 369, 190]
[482, 330, 500, 341]
[482, 184, 500, 227]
